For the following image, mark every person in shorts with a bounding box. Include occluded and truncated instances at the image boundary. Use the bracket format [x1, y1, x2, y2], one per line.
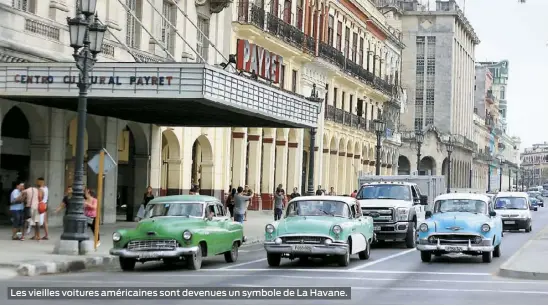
[17, 183, 41, 240]
[10, 182, 25, 240]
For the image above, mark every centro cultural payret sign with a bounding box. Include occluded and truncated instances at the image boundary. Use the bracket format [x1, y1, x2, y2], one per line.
[13, 74, 174, 86]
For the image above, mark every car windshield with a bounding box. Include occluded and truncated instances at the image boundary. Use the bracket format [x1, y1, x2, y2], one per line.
[145, 202, 204, 218]
[529, 197, 538, 203]
[434, 199, 487, 214]
[286, 200, 350, 218]
[356, 184, 411, 201]
[494, 197, 528, 210]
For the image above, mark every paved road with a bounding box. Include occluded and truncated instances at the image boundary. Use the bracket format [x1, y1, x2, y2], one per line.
[2, 207, 548, 305]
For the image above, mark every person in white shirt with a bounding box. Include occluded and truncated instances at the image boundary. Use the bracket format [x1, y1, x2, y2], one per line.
[31, 177, 49, 239]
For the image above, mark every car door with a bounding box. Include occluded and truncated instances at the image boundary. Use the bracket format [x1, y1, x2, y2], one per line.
[205, 202, 222, 254]
[349, 201, 368, 254]
[411, 185, 426, 223]
[213, 202, 234, 252]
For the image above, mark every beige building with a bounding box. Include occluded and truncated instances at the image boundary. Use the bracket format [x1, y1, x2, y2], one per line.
[521, 143, 548, 187]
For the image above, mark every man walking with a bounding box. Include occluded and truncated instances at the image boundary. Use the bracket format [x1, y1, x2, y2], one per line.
[10, 182, 25, 240]
[37, 177, 49, 240]
[274, 188, 285, 221]
[234, 186, 253, 224]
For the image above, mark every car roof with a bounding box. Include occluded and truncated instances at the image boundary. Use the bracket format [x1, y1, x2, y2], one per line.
[147, 195, 219, 204]
[360, 181, 414, 186]
[289, 195, 357, 204]
[434, 193, 490, 202]
[496, 192, 529, 198]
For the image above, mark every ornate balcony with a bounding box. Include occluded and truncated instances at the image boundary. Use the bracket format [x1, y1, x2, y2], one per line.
[325, 104, 368, 130]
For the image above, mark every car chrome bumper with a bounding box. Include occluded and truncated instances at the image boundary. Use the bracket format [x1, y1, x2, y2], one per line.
[264, 242, 348, 256]
[109, 246, 199, 258]
[416, 239, 494, 252]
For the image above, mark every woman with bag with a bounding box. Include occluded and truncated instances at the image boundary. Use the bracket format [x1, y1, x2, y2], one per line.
[225, 188, 236, 219]
[16, 183, 41, 240]
[84, 188, 100, 246]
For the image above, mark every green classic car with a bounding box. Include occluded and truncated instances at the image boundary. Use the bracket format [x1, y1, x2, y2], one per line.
[264, 196, 377, 267]
[109, 195, 246, 271]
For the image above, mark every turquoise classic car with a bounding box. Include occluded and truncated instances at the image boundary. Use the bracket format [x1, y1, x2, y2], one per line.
[417, 193, 503, 263]
[109, 195, 246, 271]
[263, 196, 377, 267]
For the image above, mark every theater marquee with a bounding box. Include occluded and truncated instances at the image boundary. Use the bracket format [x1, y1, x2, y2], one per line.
[236, 39, 283, 84]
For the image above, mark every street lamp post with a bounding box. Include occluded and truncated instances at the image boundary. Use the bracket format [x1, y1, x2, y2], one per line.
[58, 0, 106, 251]
[487, 157, 492, 193]
[306, 84, 324, 196]
[373, 119, 386, 176]
[508, 168, 512, 191]
[499, 158, 504, 192]
[415, 130, 424, 176]
[445, 136, 454, 194]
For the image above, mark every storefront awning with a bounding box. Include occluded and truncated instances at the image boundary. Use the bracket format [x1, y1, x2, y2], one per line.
[0, 62, 320, 128]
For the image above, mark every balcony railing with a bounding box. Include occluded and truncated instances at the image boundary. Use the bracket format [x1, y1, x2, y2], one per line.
[236, 2, 315, 55]
[325, 104, 368, 130]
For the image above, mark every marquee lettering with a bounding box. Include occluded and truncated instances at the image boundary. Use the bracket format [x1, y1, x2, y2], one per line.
[13, 74, 175, 86]
[235, 39, 283, 84]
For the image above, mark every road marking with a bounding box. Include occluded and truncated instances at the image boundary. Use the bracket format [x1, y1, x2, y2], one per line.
[349, 249, 416, 270]
[217, 258, 266, 269]
[232, 284, 548, 295]
[201, 268, 491, 276]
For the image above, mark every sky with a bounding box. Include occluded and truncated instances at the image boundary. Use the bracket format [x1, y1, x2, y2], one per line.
[421, 0, 547, 150]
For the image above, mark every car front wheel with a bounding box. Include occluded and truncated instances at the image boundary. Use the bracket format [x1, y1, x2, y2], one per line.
[420, 251, 431, 263]
[493, 243, 501, 258]
[224, 242, 239, 263]
[267, 253, 281, 267]
[338, 245, 351, 267]
[482, 251, 493, 263]
[358, 239, 371, 260]
[188, 244, 203, 270]
[405, 221, 416, 248]
[119, 258, 136, 271]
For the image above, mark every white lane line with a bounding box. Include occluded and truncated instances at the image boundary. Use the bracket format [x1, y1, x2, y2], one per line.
[348, 249, 416, 270]
[217, 258, 266, 269]
[232, 284, 548, 295]
[202, 268, 491, 276]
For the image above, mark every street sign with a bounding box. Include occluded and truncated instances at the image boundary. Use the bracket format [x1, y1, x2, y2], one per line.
[87, 148, 117, 175]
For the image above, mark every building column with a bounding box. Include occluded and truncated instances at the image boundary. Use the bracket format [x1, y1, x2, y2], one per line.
[287, 142, 300, 193]
[322, 148, 330, 189]
[261, 138, 275, 210]
[130, 155, 149, 221]
[313, 146, 321, 189]
[149, 125, 162, 195]
[47, 109, 67, 227]
[247, 133, 262, 210]
[337, 151, 346, 194]
[48, 0, 69, 23]
[102, 117, 119, 224]
[346, 153, 354, 194]
[231, 129, 247, 188]
[29, 143, 49, 183]
[165, 159, 182, 195]
[329, 151, 338, 192]
[200, 161, 214, 195]
[274, 139, 288, 190]
[353, 155, 361, 187]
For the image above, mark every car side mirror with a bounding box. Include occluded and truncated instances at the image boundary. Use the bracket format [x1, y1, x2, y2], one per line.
[489, 211, 496, 217]
[420, 195, 428, 205]
[425, 211, 433, 219]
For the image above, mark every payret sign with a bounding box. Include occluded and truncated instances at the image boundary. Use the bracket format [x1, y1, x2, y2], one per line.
[236, 39, 283, 84]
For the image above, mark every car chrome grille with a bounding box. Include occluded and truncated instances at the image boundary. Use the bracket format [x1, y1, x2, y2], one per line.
[362, 207, 394, 223]
[501, 214, 519, 218]
[430, 234, 480, 245]
[127, 239, 177, 251]
[281, 236, 325, 244]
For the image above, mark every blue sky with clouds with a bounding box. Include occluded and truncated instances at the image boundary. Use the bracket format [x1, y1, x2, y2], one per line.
[421, 0, 546, 149]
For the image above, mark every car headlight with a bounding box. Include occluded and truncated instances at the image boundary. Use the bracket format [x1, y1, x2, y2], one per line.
[481, 224, 490, 232]
[112, 232, 121, 242]
[183, 230, 192, 240]
[324, 238, 333, 245]
[419, 223, 428, 232]
[396, 208, 410, 221]
[332, 225, 342, 234]
[265, 224, 275, 233]
[474, 236, 483, 244]
[274, 238, 282, 244]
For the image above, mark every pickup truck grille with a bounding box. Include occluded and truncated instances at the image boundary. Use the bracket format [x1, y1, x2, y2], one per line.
[127, 239, 177, 251]
[362, 207, 394, 223]
[281, 236, 325, 244]
[501, 214, 519, 218]
[430, 234, 481, 245]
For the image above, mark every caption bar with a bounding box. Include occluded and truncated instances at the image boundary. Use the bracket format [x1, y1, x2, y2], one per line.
[8, 287, 351, 300]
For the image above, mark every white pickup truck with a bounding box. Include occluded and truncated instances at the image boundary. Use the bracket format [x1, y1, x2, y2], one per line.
[356, 181, 429, 248]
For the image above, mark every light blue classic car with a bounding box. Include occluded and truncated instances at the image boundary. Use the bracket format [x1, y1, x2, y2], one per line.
[417, 193, 503, 263]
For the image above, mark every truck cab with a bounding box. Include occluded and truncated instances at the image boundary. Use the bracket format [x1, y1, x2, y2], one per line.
[356, 182, 428, 248]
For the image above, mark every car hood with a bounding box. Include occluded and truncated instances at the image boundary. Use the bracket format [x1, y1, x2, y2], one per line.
[357, 199, 409, 208]
[494, 209, 529, 216]
[428, 212, 490, 233]
[276, 216, 343, 236]
[132, 217, 205, 237]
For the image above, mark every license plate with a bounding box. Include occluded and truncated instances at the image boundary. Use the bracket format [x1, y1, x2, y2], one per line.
[292, 245, 312, 252]
[504, 221, 516, 224]
[374, 225, 381, 231]
[137, 251, 164, 258]
[445, 246, 462, 252]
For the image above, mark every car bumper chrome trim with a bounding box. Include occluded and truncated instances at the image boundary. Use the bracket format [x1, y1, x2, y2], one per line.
[417, 238, 494, 252]
[264, 242, 348, 256]
[373, 221, 409, 234]
[109, 246, 199, 258]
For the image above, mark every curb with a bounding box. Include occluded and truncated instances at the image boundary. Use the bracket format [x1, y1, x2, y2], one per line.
[498, 226, 548, 280]
[8, 237, 264, 277]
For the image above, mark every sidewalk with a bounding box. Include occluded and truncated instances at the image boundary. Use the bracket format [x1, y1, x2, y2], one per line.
[498, 225, 548, 280]
[0, 210, 273, 277]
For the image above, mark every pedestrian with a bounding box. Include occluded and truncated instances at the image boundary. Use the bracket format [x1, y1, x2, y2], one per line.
[17, 182, 41, 240]
[274, 188, 285, 221]
[55, 186, 72, 215]
[143, 186, 154, 206]
[244, 184, 252, 221]
[84, 188, 100, 246]
[36, 177, 49, 240]
[225, 188, 236, 218]
[328, 187, 336, 195]
[290, 187, 300, 199]
[9, 181, 25, 240]
[351, 190, 358, 198]
[233, 186, 253, 224]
